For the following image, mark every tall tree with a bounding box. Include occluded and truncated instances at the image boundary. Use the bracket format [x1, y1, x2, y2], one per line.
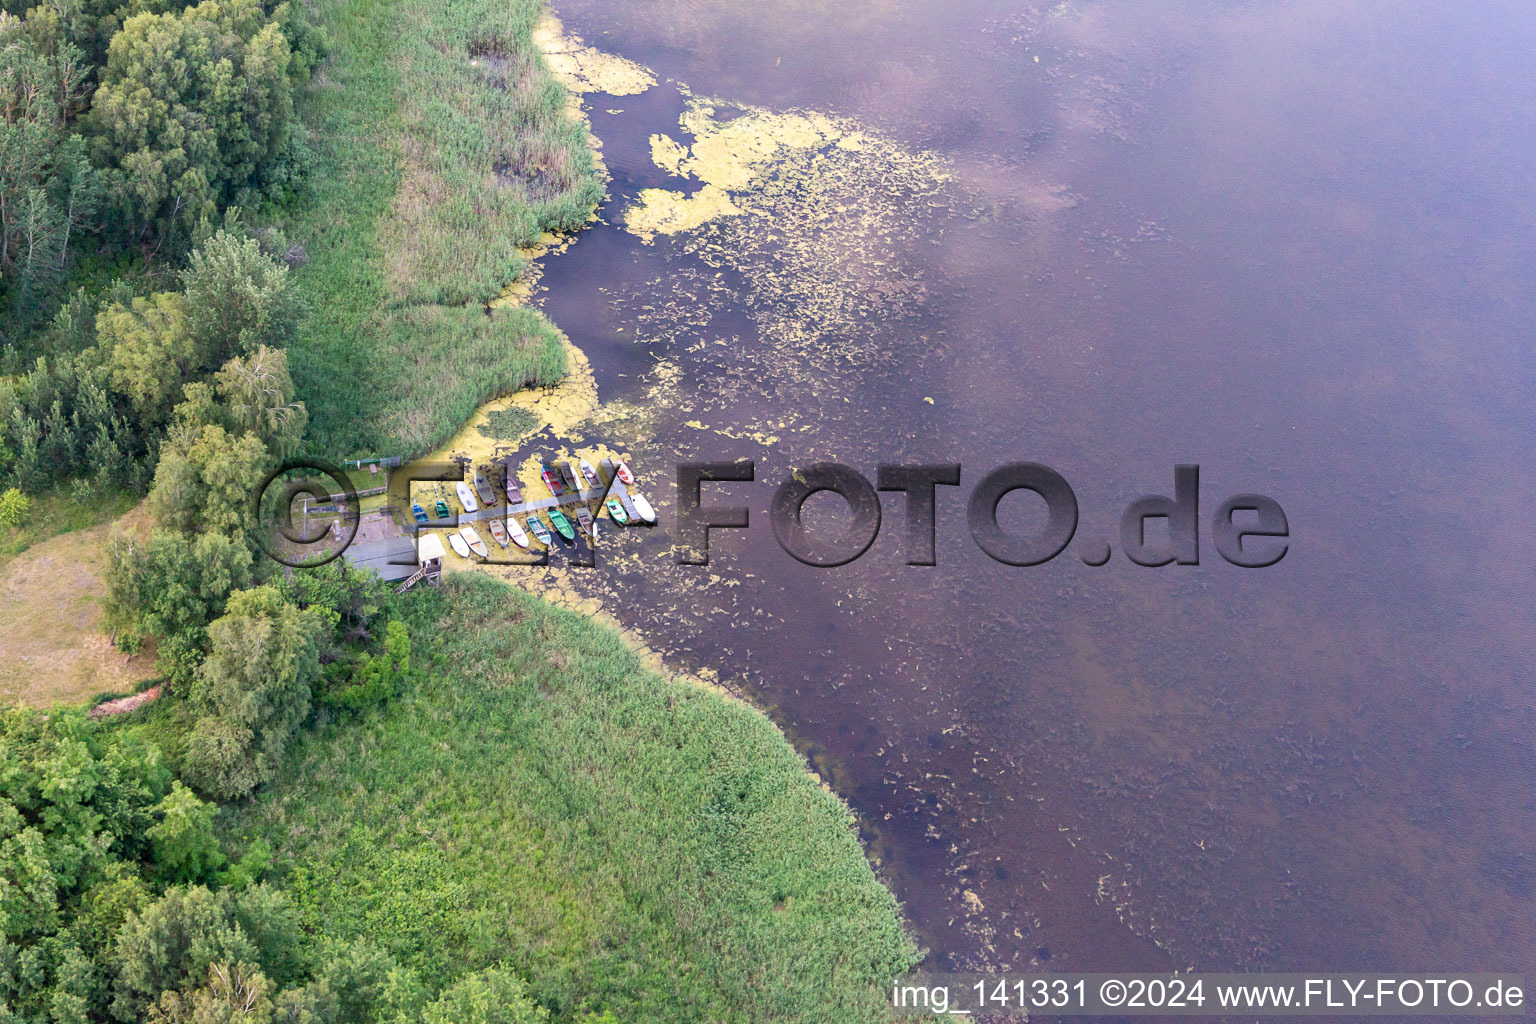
[106, 526, 255, 681]
[148, 421, 267, 537]
[215, 345, 306, 456]
[181, 584, 329, 799]
[181, 229, 303, 363]
[98, 291, 197, 426]
[147, 782, 226, 884]
[0, 14, 62, 273]
[87, 0, 297, 243]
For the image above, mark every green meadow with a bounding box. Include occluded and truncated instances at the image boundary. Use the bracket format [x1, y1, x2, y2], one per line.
[274, 0, 602, 459]
[223, 575, 920, 1022]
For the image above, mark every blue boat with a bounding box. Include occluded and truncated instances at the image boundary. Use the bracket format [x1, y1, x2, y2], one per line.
[411, 503, 429, 524]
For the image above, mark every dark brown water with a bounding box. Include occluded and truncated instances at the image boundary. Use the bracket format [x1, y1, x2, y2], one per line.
[516, 0, 1535, 992]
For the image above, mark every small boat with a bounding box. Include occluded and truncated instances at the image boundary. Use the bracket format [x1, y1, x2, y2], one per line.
[604, 497, 629, 525]
[575, 505, 595, 536]
[579, 459, 599, 486]
[456, 481, 478, 513]
[447, 532, 472, 558]
[435, 496, 451, 519]
[506, 515, 529, 548]
[503, 466, 523, 504]
[615, 461, 635, 485]
[460, 525, 489, 558]
[486, 517, 510, 547]
[526, 514, 552, 546]
[547, 507, 576, 542]
[411, 503, 429, 524]
[630, 491, 656, 523]
[557, 462, 580, 493]
[473, 469, 496, 506]
[540, 464, 564, 497]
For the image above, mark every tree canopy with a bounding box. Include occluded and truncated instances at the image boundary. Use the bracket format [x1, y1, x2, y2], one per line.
[182, 584, 330, 799]
[88, 0, 298, 242]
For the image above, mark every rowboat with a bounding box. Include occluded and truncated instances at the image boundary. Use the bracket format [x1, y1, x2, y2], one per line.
[558, 462, 581, 492]
[604, 497, 629, 525]
[540, 464, 564, 497]
[579, 459, 599, 486]
[411, 503, 429, 524]
[575, 506, 595, 536]
[629, 491, 656, 523]
[486, 517, 509, 547]
[504, 467, 523, 504]
[447, 532, 472, 558]
[547, 507, 576, 542]
[526, 514, 552, 546]
[615, 461, 635, 485]
[456, 481, 478, 513]
[473, 469, 496, 506]
[460, 525, 489, 558]
[506, 515, 529, 548]
[434, 498, 451, 519]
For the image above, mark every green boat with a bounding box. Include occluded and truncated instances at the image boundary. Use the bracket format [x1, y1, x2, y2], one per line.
[547, 507, 576, 542]
[434, 498, 451, 519]
[604, 497, 629, 525]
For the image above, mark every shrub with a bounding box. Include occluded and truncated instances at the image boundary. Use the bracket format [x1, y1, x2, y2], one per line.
[0, 487, 31, 526]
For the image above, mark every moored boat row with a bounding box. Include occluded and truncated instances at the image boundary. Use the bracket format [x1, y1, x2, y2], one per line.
[423, 458, 655, 561]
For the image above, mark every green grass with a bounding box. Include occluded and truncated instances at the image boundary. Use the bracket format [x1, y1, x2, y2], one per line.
[272, 0, 601, 460]
[223, 575, 920, 1023]
[0, 485, 137, 569]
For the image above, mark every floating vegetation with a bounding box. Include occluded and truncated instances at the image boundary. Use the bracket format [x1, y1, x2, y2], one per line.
[476, 406, 540, 440]
[623, 94, 957, 379]
[533, 13, 657, 95]
[624, 185, 741, 240]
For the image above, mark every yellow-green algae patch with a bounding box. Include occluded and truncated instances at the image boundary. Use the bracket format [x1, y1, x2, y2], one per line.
[622, 94, 955, 378]
[624, 185, 741, 242]
[533, 13, 657, 96]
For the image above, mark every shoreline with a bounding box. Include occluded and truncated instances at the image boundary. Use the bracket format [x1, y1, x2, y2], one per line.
[382, 0, 924, 967]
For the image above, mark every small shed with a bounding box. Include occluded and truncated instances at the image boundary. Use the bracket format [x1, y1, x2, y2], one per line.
[417, 533, 446, 572]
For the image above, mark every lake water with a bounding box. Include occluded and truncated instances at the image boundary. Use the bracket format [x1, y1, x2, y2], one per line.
[498, 0, 1535, 986]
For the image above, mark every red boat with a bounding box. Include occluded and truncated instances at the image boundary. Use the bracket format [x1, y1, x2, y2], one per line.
[540, 463, 564, 497]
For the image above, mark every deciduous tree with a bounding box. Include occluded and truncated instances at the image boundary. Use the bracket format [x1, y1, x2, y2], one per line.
[215, 345, 306, 457]
[182, 229, 303, 363]
[181, 584, 328, 799]
[147, 782, 225, 884]
[88, 0, 297, 242]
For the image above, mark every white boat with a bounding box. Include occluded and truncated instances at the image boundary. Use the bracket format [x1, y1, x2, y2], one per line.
[460, 525, 489, 558]
[447, 532, 472, 558]
[579, 459, 599, 486]
[486, 517, 510, 547]
[615, 461, 635, 485]
[455, 481, 478, 513]
[506, 515, 529, 548]
[630, 491, 656, 523]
